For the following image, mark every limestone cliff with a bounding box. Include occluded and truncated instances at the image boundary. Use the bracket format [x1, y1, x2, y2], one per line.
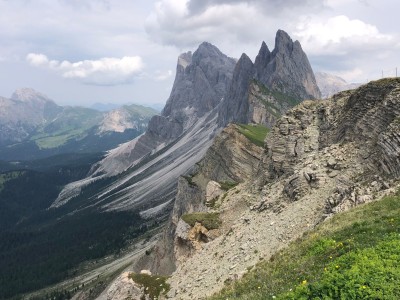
[163, 43, 236, 128]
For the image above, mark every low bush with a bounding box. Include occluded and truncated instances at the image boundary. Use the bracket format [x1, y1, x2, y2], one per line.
[129, 273, 170, 299]
[181, 212, 221, 230]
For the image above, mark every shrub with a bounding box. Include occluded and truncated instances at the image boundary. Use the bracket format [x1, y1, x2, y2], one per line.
[181, 212, 221, 230]
[219, 181, 238, 191]
[237, 124, 269, 147]
[129, 273, 170, 299]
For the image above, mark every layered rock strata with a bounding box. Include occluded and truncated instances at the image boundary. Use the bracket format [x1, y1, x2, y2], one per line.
[164, 78, 400, 299]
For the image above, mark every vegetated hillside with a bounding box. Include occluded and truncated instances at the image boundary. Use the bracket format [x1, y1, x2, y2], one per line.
[210, 191, 400, 299]
[152, 78, 400, 299]
[0, 89, 158, 161]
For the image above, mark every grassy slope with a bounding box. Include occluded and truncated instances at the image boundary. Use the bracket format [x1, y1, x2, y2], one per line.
[237, 124, 269, 147]
[32, 107, 102, 149]
[210, 191, 400, 299]
[123, 104, 159, 118]
[181, 212, 221, 230]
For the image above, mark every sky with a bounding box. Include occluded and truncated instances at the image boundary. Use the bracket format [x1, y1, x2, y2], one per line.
[0, 0, 399, 107]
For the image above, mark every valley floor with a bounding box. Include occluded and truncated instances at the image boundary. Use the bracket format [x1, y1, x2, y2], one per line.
[24, 232, 161, 300]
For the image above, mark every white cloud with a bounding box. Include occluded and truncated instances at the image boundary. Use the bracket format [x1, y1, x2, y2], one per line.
[144, 0, 326, 57]
[26, 53, 144, 85]
[335, 67, 364, 82]
[294, 15, 394, 55]
[154, 70, 173, 81]
[145, 0, 274, 50]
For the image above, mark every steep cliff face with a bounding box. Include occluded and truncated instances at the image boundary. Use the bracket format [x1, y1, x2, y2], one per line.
[217, 54, 254, 126]
[162, 78, 400, 299]
[218, 30, 320, 128]
[98, 104, 157, 134]
[163, 43, 236, 128]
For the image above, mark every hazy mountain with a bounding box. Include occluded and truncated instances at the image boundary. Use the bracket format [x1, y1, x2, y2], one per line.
[315, 71, 361, 98]
[91, 102, 122, 111]
[0, 89, 158, 160]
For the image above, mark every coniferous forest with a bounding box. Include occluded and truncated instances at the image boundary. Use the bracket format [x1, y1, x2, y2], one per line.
[0, 154, 150, 299]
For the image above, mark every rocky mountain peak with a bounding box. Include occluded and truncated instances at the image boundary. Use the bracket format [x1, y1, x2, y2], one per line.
[255, 41, 270, 64]
[218, 29, 320, 128]
[11, 88, 54, 104]
[254, 41, 270, 84]
[273, 29, 294, 53]
[257, 29, 321, 100]
[193, 41, 225, 62]
[161, 41, 236, 128]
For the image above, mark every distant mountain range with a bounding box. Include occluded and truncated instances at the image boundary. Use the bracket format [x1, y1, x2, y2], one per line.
[91, 102, 164, 112]
[0, 88, 158, 160]
[315, 72, 361, 98]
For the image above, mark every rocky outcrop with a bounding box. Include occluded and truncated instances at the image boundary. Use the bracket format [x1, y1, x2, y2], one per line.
[198, 124, 265, 182]
[315, 72, 361, 98]
[98, 272, 149, 300]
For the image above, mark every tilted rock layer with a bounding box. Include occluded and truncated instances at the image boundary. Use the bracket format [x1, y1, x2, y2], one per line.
[163, 78, 400, 299]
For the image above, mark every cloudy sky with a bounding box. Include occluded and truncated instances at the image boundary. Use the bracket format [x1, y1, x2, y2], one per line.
[0, 0, 398, 107]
